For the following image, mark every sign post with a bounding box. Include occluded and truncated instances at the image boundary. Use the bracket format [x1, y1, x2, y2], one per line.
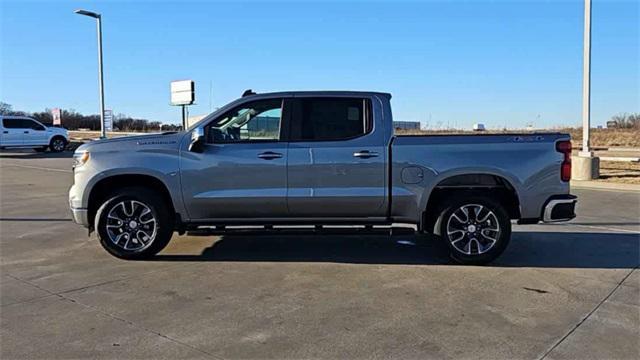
[104, 109, 113, 132]
[51, 108, 62, 126]
[170, 80, 195, 129]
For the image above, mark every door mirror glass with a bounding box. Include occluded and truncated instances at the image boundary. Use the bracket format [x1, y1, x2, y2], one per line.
[189, 126, 205, 152]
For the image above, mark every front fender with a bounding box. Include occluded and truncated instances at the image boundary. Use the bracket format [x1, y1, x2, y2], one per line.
[77, 150, 185, 217]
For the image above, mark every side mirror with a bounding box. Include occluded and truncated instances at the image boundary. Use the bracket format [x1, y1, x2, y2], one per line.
[189, 127, 205, 152]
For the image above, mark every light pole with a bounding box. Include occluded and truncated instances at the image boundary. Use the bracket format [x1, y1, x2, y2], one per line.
[75, 9, 106, 139]
[573, 0, 599, 180]
[581, 0, 592, 156]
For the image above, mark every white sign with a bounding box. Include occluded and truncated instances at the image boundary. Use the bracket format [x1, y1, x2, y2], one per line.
[170, 80, 195, 105]
[104, 109, 113, 132]
[51, 108, 62, 125]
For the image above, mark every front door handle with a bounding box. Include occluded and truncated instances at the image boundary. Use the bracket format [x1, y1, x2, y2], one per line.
[258, 151, 283, 160]
[353, 150, 379, 159]
[24, 131, 29, 134]
[2, 131, 8, 134]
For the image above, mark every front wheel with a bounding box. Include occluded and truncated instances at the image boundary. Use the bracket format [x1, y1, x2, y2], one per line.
[438, 196, 511, 265]
[95, 187, 173, 259]
[49, 137, 67, 152]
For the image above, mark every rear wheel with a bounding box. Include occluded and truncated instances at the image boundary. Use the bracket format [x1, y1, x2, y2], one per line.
[49, 137, 66, 152]
[437, 196, 511, 265]
[95, 187, 173, 259]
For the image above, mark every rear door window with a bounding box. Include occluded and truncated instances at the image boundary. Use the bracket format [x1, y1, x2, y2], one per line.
[2, 118, 23, 129]
[289, 98, 371, 141]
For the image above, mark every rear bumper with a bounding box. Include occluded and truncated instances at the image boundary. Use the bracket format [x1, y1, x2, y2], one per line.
[542, 195, 577, 223]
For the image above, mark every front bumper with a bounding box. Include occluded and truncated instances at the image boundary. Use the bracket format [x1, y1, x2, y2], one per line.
[542, 195, 577, 222]
[69, 183, 90, 227]
[70, 207, 89, 227]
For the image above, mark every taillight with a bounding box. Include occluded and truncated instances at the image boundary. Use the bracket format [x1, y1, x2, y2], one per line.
[556, 140, 571, 182]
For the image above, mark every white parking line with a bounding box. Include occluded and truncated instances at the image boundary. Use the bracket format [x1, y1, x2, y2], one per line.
[562, 223, 640, 234]
[1, 163, 72, 173]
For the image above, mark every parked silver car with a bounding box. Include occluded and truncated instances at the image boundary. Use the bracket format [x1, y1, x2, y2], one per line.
[69, 91, 576, 264]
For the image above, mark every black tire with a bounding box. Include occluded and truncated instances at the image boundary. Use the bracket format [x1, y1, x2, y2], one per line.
[49, 136, 67, 152]
[95, 187, 174, 260]
[34, 146, 47, 152]
[437, 195, 511, 265]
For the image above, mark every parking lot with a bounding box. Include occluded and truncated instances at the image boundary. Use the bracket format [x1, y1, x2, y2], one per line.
[1, 150, 638, 359]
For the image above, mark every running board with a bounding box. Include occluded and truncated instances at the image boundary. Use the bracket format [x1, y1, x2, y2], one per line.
[186, 225, 416, 237]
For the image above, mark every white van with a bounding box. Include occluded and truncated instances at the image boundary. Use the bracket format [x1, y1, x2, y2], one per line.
[0, 116, 69, 152]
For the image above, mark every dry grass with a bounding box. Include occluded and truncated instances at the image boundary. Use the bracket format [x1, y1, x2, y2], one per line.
[599, 161, 640, 184]
[69, 130, 146, 140]
[564, 128, 640, 148]
[396, 128, 640, 148]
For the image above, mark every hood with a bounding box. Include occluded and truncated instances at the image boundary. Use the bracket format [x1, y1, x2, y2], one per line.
[47, 126, 68, 134]
[77, 132, 186, 152]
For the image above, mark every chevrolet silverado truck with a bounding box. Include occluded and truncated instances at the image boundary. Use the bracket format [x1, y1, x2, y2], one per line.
[69, 91, 577, 264]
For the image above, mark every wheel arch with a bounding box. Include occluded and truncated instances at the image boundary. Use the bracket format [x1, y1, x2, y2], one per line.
[420, 172, 521, 234]
[49, 134, 67, 143]
[87, 173, 176, 230]
[48, 134, 67, 147]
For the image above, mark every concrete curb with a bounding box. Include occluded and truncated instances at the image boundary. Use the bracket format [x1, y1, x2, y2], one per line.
[571, 180, 640, 192]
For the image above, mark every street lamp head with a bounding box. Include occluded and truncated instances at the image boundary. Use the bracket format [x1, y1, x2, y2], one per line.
[74, 9, 100, 18]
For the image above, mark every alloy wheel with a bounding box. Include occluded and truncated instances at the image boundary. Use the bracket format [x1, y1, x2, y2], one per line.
[52, 139, 65, 151]
[446, 204, 501, 255]
[105, 200, 157, 251]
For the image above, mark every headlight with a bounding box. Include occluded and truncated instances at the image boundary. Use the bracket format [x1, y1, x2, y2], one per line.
[73, 150, 90, 168]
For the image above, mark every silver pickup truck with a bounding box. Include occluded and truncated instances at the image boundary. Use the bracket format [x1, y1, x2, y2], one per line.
[69, 91, 576, 264]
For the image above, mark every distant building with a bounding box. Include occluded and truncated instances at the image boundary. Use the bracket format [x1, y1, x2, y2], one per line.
[393, 121, 421, 130]
[473, 123, 486, 131]
[606, 120, 618, 128]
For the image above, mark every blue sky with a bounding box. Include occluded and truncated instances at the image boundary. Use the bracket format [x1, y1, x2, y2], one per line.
[1, 0, 638, 129]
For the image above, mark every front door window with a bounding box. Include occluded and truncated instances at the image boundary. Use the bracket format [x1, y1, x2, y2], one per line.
[206, 99, 282, 143]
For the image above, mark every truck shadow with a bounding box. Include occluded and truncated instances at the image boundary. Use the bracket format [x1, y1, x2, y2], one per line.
[0, 150, 74, 159]
[153, 231, 640, 269]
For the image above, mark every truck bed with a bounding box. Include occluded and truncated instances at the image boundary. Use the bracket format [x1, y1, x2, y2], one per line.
[389, 132, 571, 221]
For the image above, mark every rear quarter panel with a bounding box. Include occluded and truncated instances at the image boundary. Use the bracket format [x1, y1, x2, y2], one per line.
[391, 133, 570, 222]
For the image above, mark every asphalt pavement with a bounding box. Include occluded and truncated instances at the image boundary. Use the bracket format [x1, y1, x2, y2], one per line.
[1, 150, 638, 359]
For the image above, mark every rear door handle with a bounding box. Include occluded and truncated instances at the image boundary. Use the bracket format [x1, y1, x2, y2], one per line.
[24, 131, 29, 134]
[258, 151, 283, 160]
[2, 131, 8, 134]
[353, 150, 379, 159]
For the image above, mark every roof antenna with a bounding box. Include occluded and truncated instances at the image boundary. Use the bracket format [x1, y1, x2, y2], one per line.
[242, 89, 256, 97]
